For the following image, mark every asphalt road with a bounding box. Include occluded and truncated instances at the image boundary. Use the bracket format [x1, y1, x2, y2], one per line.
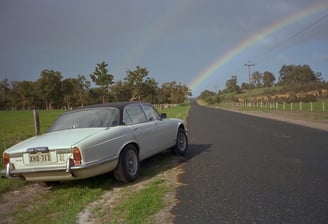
[172, 101, 328, 224]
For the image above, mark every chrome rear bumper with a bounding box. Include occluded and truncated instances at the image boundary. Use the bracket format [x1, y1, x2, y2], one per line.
[1, 156, 118, 181]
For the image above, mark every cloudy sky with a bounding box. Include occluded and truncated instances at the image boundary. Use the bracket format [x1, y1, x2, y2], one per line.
[1, 0, 327, 96]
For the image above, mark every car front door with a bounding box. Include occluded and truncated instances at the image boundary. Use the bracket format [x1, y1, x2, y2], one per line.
[140, 103, 174, 150]
[123, 104, 160, 160]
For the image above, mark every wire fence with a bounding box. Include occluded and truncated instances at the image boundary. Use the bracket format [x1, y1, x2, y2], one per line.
[223, 101, 327, 112]
[153, 104, 178, 110]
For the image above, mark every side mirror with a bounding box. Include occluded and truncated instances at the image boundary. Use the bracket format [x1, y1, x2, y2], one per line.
[160, 113, 167, 119]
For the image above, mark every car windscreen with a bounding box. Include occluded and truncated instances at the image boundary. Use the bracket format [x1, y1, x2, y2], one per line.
[47, 108, 119, 132]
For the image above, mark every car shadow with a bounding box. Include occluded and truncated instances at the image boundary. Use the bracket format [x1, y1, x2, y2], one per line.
[51, 143, 211, 190]
[139, 143, 212, 178]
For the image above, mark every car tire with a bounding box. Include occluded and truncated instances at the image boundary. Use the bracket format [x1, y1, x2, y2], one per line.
[114, 144, 140, 183]
[171, 127, 188, 155]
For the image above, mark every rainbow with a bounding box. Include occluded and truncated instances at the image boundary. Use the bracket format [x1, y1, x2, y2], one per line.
[189, 1, 328, 93]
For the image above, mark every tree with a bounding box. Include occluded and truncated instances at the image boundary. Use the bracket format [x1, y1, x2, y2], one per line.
[37, 70, 63, 110]
[141, 77, 159, 103]
[262, 71, 275, 87]
[240, 82, 248, 91]
[11, 81, 36, 109]
[198, 90, 216, 99]
[279, 64, 317, 86]
[62, 78, 81, 109]
[158, 81, 189, 104]
[124, 66, 149, 101]
[198, 89, 219, 104]
[252, 71, 263, 88]
[0, 79, 11, 109]
[90, 62, 114, 104]
[225, 75, 240, 93]
[77, 74, 90, 107]
[111, 80, 131, 102]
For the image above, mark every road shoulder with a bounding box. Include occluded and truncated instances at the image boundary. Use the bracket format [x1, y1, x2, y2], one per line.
[224, 109, 328, 131]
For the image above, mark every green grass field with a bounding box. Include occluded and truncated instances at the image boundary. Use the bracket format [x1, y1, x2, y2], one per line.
[0, 103, 190, 224]
[158, 103, 190, 120]
[0, 110, 64, 193]
[0, 110, 64, 150]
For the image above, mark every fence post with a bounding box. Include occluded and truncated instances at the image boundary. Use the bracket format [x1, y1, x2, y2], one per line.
[323, 102, 325, 112]
[33, 110, 40, 136]
[310, 102, 313, 112]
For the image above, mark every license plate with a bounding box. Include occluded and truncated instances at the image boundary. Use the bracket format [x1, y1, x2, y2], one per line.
[29, 153, 51, 163]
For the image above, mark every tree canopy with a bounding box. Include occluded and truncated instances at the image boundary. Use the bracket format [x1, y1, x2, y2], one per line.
[199, 64, 327, 103]
[90, 62, 114, 104]
[278, 64, 319, 86]
[0, 63, 190, 110]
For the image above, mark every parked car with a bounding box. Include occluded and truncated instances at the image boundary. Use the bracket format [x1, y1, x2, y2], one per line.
[1, 102, 188, 183]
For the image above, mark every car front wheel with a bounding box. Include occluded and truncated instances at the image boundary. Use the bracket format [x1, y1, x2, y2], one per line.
[171, 127, 188, 155]
[114, 144, 140, 183]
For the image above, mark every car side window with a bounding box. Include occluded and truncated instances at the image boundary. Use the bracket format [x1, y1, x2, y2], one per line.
[123, 104, 147, 124]
[141, 104, 160, 121]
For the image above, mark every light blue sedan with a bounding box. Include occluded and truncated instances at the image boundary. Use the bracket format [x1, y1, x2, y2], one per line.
[1, 102, 188, 183]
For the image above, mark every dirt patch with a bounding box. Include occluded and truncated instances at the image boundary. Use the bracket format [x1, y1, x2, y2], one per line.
[0, 183, 52, 224]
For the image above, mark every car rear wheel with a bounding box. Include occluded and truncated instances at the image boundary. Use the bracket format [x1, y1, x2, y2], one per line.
[114, 144, 140, 183]
[171, 127, 188, 155]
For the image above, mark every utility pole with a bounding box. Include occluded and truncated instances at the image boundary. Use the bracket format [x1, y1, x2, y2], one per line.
[244, 61, 255, 92]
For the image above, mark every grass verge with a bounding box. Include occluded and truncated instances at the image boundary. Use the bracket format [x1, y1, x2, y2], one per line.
[113, 178, 167, 224]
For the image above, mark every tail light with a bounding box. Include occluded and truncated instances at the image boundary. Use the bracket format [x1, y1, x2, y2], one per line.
[3, 152, 9, 166]
[72, 147, 82, 165]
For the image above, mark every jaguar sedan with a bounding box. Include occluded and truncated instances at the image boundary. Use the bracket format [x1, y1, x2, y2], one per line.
[1, 102, 188, 183]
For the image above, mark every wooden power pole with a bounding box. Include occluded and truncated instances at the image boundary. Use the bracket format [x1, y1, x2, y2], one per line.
[244, 61, 255, 92]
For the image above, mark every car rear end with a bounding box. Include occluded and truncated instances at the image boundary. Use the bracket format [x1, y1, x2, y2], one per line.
[2, 146, 82, 181]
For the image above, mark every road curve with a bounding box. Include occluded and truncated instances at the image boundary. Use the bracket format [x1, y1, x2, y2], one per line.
[172, 100, 328, 224]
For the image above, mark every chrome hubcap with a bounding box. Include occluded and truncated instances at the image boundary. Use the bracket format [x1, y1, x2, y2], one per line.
[178, 133, 186, 150]
[126, 150, 137, 175]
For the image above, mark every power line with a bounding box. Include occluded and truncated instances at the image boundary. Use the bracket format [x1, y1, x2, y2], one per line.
[269, 13, 328, 51]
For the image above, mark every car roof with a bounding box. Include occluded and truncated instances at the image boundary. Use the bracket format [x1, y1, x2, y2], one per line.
[76, 101, 153, 125]
[82, 101, 152, 110]
[83, 101, 131, 111]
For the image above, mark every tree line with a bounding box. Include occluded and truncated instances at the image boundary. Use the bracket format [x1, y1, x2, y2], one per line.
[199, 64, 328, 103]
[0, 62, 191, 110]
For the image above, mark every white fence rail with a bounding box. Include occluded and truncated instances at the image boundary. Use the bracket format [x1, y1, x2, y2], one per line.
[224, 101, 327, 112]
[153, 104, 178, 110]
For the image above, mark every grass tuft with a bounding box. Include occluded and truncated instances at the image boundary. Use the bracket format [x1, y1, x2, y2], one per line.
[113, 178, 167, 224]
